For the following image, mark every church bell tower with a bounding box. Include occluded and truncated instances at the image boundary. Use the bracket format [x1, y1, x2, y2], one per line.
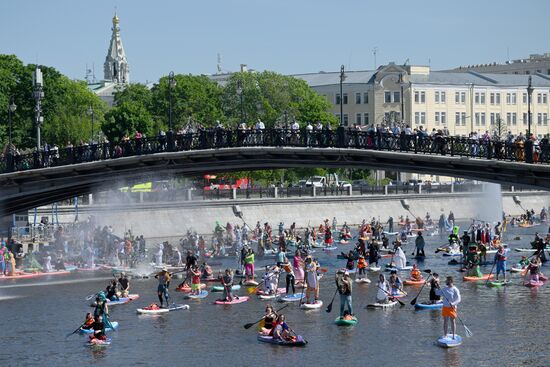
[104, 12, 129, 84]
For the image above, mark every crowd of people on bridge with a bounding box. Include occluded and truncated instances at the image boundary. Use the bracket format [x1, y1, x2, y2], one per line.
[3, 119, 550, 173]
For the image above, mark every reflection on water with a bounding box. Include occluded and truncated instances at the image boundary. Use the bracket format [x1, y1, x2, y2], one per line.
[0, 222, 549, 366]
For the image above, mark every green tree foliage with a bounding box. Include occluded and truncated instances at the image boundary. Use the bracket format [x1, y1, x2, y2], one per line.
[103, 84, 155, 142]
[222, 71, 337, 128]
[0, 54, 106, 150]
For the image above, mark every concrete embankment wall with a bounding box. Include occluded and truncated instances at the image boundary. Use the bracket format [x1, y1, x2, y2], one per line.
[39, 191, 550, 241]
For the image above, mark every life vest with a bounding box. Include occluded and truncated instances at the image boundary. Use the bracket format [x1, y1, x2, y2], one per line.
[358, 259, 367, 269]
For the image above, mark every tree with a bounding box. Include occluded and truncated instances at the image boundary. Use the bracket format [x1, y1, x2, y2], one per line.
[102, 84, 155, 142]
[222, 71, 337, 128]
[150, 74, 224, 130]
[0, 54, 107, 149]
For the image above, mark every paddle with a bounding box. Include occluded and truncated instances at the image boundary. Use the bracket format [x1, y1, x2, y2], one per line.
[85, 293, 97, 301]
[243, 304, 289, 329]
[247, 269, 279, 295]
[376, 284, 405, 306]
[410, 269, 432, 306]
[485, 259, 497, 286]
[325, 288, 339, 313]
[435, 284, 473, 337]
[65, 321, 88, 338]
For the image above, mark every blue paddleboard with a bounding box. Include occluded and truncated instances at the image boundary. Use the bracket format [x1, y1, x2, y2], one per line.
[437, 334, 462, 348]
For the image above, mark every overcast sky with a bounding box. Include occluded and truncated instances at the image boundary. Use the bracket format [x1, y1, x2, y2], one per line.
[1, 0, 549, 83]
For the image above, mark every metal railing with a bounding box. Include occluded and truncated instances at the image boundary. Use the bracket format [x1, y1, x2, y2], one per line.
[1, 128, 547, 173]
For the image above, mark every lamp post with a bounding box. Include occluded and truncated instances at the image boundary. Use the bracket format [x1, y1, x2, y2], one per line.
[33, 66, 44, 150]
[339, 65, 346, 126]
[8, 97, 16, 148]
[398, 73, 405, 127]
[168, 71, 176, 131]
[236, 80, 244, 126]
[527, 75, 533, 138]
[87, 105, 94, 142]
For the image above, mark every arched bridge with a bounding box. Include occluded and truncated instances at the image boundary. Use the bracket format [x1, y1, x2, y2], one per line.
[1, 128, 549, 215]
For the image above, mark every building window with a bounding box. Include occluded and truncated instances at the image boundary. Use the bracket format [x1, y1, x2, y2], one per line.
[506, 93, 517, 105]
[336, 94, 341, 105]
[335, 113, 340, 123]
[475, 92, 486, 104]
[435, 91, 446, 103]
[455, 112, 466, 126]
[455, 91, 466, 104]
[522, 93, 527, 104]
[355, 92, 361, 104]
[356, 113, 362, 125]
[343, 114, 348, 126]
[545, 113, 548, 126]
[393, 91, 401, 103]
[538, 93, 548, 104]
[414, 91, 425, 103]
[385, 92, 392, 103]
[512, 113, 517, 125]
[435, 112, 446, 126]
[363, 92, 369, 104]
[523, 113, 528, 125]
[490, 93, 501, 105]
[475, 113, 480, 126]
[414, 112, 426, 125]
[363, 113, 369, 125]
[490, 113, 495, 126]
[538, 113, 542, 125]
[343, 93, 348, 104]
[481, 112, 485, 126]
[455, 92, 460, 104]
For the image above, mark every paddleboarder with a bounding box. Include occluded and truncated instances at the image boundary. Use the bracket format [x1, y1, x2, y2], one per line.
[429, 273, 441, 304]
[494, 245, 508, 281]
[335, 269, 353, 318]
[155, 267, 171, 308]
[435, 276, 461, 339]
[415, 232, 426, 257]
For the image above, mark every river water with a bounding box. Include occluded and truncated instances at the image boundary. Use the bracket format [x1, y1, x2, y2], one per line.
[1, 222, 549, 367]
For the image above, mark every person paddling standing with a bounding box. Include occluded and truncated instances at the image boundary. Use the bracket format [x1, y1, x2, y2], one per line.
[335, 270, 353, 318]
[494, 245, 508, 281]
[435, 276, 461, 339]
[155, 268, 171, 308]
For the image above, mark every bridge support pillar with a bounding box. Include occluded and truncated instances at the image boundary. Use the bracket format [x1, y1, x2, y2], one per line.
[88, 194, 93, 206]
[347, 186, 352, 196]
[232, 188, 237, 200]
[312, 187, 316, 197]
[450, 182, 454, 193]
[417, 184, 422, 194]
[187, 189, 193, 201]
[384, 185, 388, 195]
[139, 192, 144, 203]
[510, 186, 514, 193]
[274, 187, 278, 198]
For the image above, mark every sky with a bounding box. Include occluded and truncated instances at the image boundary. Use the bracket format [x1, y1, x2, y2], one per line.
[1, 0, 549, 83]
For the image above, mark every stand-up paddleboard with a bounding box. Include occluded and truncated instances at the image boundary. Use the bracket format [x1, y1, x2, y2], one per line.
[355, 277, 371, 284]
[463, 274, 494, 281]
[366, 300, 398, 309]
[334, 316, 358, 326]
[214, 296, 249, 305]
[403, 279, 426, 286]
[80, 322, 119, 334]
[211, 285, 241, 292]
[257, 334, 307, 347]
[176, 284, 206, 293]
[278, 293, 305, 302]
[487, 280, 509, 288]
[524, 279, 544, 287]
[437, 334, 462, 348]
[300, 300, 323, 309]
[242, 280, 259, 286]
[367, 266, 381, 272]
[87, 338, 112, 347]
[136, 304, 189, 314]
[385, 266, 412, 272]
[185, 290, 209, 299]
[414, 301, 443, 310]
[105, 294, 140, 306]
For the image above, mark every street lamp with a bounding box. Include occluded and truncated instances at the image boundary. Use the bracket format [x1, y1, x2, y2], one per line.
[339, 65, 346, 126]
[33, 66, 44, 150]
[398, 73, 405, 127]
[527, 75, 533, 138]
[236, 80, 244, 126]
[87, 105, 94, 142]
[168, 71, 176, 131]
[8, 97, 16, 148]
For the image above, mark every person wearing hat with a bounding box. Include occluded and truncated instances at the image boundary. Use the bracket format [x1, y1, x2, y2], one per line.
[155, 267, 171, 308]
[429, 273, 441, 304]
[335, 269, 353, 318]
[118, 272, 130, 297]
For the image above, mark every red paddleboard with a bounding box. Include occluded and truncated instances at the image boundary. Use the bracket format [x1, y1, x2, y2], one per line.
[214, 296, 249, 305]
[463, 274, 494, 281]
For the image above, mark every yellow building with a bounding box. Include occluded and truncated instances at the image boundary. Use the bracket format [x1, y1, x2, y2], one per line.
[295, 63, 550, 138]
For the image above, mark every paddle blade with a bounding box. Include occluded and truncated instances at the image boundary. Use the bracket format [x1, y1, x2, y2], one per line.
[410, 297, 418, 306]
[325, 303, 333, 313]
[464, 324, 473, 337]
[243, 323, 254, 330]
[247, 287, 257, 295]
[423, 269, 432, 274]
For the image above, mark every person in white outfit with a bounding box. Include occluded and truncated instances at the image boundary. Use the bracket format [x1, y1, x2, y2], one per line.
[393, 242, 407, 269]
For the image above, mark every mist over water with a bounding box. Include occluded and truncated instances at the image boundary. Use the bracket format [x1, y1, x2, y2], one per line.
[476, 183, 503, 224]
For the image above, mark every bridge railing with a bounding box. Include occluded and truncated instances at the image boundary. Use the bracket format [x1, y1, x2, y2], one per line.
[2, 128, 547, 173]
